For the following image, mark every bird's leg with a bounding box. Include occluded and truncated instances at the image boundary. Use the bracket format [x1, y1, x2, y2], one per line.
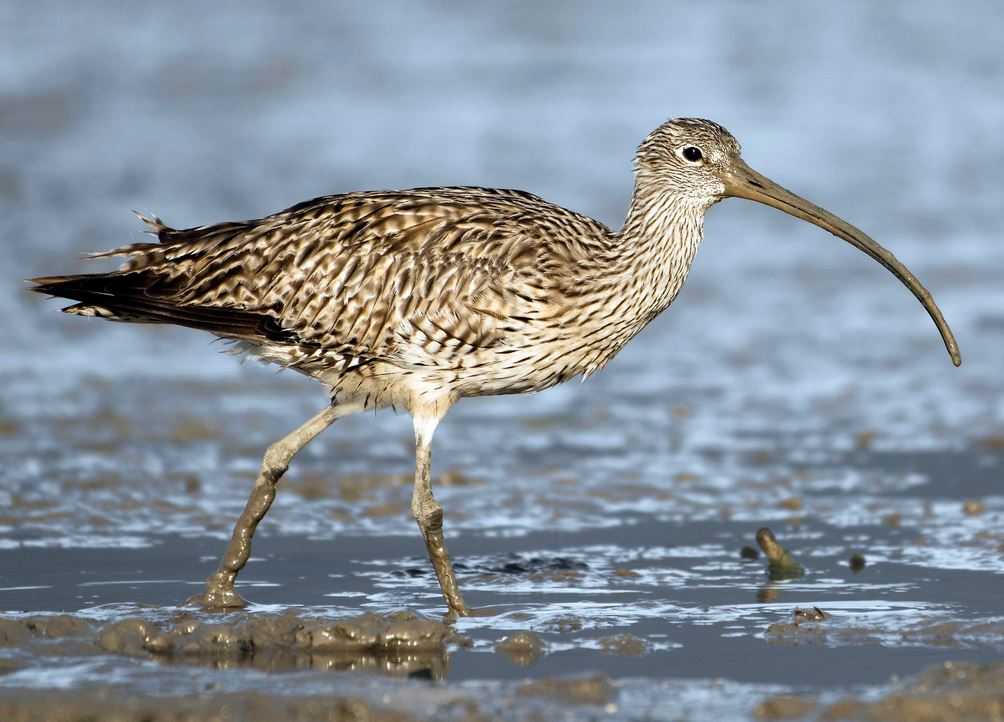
[191, 403, 349, 610]
[411, 413, 471, 617]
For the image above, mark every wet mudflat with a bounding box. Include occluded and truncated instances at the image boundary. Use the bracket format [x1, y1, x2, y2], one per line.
[1, 370, 1003, 720]
[3, 1, 1004, 720]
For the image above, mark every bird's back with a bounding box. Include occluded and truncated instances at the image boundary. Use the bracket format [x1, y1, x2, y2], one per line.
[32, 186, 619, 400]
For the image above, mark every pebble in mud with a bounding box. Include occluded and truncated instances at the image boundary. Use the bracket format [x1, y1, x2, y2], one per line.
[495, 631, 546, 667]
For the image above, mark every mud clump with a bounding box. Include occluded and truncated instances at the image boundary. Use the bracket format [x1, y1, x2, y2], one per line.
[882, 512, 904, 528]
[766, 616, 1004, 649]
[21, 614, 92, 638]
[819, 660, 1004, 720]
[754, 694, 817, 719]
[792, 607, 830, 624]
[149, 610, 449, 676]
[517, 675, 616, 705]
[0, 619, 32, 647]
[543, 615, 584, 634]
[1, 610, 452, 677]
[0, 689, 420, 722]
[96, 618, 161, 655]
[598, 634, 647, 656]
[297, 611, 446, 653]
[612, 566, 642, 579]
[495, 631, 546, 666]
[777, 497, 803, 511]
[767, 607, 833, 645]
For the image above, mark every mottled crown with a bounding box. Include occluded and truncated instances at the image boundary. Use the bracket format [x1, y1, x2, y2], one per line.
[636, 118, 741, 168]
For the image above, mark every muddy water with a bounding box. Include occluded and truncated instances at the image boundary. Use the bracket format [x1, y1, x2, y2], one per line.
[3, 1, 1004, 720]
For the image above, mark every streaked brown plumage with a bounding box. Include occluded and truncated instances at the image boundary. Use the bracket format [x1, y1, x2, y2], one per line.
[31, 118, 960, 615]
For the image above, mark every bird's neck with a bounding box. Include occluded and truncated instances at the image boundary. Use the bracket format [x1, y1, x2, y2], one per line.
[610, 182, 707, 318]
[545, 182, 708, 380]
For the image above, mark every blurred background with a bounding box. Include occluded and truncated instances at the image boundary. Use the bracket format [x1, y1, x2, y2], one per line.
[1, 1, 1003, 719]
[4, 1, 1003, 386]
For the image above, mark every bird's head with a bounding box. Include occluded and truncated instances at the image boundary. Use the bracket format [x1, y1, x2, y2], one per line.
[634, 117, 961, 367]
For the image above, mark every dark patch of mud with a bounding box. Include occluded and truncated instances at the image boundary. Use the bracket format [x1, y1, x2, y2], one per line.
[1, 610, 456, 677]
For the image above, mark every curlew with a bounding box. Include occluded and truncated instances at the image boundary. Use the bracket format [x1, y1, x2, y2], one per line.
[31, 118, 961, 616]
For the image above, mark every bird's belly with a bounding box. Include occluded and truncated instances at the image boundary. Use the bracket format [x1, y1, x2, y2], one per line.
[450, 338, 613, 398]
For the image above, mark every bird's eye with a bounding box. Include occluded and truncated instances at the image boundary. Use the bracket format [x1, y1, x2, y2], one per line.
[682, 146, 703, 163]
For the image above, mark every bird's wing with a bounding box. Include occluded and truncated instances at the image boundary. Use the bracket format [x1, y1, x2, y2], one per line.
[53, 188, 608, 370]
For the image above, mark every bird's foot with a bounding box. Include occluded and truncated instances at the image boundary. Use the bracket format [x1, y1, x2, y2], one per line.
[444, 604, 472, 620]
[446, 604, 499, 620]
[182, 571, 249, 610]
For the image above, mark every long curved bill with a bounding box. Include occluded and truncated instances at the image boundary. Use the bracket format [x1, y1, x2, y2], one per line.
[722, 159, 961, 367]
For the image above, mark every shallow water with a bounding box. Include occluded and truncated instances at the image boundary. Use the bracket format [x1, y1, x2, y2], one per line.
[2, 1, 1004, 720]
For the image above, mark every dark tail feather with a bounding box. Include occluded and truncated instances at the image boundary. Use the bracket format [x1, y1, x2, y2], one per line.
[28, 273, 301, 345]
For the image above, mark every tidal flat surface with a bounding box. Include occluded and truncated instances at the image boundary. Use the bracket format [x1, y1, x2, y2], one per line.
[2, 1, 1004, 720]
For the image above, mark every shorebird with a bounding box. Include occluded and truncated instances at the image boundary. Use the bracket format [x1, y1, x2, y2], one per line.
[31, 118, 961, 616]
